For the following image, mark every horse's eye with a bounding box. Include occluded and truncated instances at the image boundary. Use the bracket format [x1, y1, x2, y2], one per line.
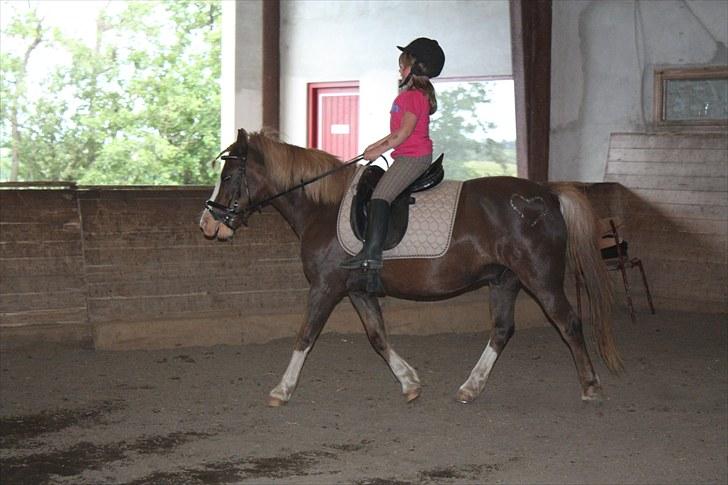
[222, 175, 232, 182]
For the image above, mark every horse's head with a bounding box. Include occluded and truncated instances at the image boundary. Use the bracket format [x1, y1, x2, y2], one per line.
[201, 128, 354, 240]
[200, 128, 267, 240]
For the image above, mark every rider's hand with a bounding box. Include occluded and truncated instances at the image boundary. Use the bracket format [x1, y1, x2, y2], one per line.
[363, 147, 382, 161]
[363, 142, 388, 161]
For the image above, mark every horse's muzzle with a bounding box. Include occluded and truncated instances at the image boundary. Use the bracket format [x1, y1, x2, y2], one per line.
[204, 199, 247, 230]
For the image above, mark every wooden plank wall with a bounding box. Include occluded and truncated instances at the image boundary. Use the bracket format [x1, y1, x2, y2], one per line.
[603, 132, 727, 313]
[0, 190, 90, 345]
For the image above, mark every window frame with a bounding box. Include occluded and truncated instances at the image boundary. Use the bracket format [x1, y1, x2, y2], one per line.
[653, 66, 728, 129]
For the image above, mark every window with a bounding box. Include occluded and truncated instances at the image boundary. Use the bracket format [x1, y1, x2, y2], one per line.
[0, 1, 221, 185]
[431, 77, 517, 180]
[653, 66, 728, 128]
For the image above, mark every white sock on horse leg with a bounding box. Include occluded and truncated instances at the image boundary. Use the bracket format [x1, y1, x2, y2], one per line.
[458, 340, 499, 401]
[270, 347, 311, 402]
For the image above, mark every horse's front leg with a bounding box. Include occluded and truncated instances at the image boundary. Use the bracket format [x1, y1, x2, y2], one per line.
[268, 285, 343, 406]
[349, 291, 421, 402]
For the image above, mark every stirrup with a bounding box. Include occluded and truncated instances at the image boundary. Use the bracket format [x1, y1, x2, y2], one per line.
[361, 258, 383, 270]
[340, 257, 383, 270]
[340, 254, 366, 269]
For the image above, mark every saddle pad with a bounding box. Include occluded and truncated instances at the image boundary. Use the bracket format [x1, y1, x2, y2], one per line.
[337, 166, 463, 259]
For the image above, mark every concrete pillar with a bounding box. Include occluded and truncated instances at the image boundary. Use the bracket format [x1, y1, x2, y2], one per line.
[510, 0, 552, 182]
[220, 0, 279, 146]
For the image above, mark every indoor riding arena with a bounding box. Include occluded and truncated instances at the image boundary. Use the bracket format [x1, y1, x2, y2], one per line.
[1, 1, 726, 484]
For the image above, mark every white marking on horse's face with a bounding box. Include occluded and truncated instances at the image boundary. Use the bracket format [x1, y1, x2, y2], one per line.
[199, 179, 222, 237]
[199, 178, 235, 240]
[199, 210, 220, 238]
[210, 175, 222, 203]
[269, 347, 311, 402]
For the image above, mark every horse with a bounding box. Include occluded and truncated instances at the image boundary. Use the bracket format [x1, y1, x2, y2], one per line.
[199, 128, 621, 407]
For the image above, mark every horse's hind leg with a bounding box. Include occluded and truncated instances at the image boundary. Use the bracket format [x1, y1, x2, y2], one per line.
[457, 270, 520, 403]
[536, 287, 602, 401]
[349, 292, 421, 402]
[268, 285, 343, 407]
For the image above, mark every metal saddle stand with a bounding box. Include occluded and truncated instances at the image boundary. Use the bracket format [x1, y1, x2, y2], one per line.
[348, 154, 445, 295]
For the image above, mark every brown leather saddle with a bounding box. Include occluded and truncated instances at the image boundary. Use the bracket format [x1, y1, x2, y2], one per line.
[350, 154, 445, 250]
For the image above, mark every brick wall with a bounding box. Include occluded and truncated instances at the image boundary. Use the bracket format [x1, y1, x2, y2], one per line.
[0, 189, 89, 345]
[1, 186, 491, 350]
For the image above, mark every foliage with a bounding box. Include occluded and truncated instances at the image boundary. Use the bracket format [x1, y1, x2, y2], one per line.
[0, 1, 221, 185]
[431, 82, 517, 180]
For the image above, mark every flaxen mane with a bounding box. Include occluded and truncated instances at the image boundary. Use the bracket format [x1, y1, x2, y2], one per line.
[248, 131, 356, 205]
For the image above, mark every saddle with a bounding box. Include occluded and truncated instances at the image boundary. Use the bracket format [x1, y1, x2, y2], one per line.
[350, 154, 445, 250]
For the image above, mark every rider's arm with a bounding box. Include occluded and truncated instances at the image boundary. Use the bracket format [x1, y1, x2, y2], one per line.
[363, 112, 417, 161]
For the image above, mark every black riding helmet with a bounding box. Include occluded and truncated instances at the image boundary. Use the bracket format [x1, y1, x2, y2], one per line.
[397, 37, 445, 78]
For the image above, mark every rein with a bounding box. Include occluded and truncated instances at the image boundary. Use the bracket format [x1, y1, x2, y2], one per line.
[205, 152, 372, 229]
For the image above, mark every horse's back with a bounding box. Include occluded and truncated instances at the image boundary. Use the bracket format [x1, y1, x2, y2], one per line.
[462, 176, 556, 201]
[457, 176, 562, 227]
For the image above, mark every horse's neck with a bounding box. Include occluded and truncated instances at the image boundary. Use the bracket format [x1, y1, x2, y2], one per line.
[270, 190, 321, 239]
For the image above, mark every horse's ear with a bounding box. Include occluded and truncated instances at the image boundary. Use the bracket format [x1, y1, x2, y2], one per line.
[236, 128, 248, 150]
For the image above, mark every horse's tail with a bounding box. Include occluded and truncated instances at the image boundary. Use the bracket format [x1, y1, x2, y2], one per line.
[550, 183, 623, 373]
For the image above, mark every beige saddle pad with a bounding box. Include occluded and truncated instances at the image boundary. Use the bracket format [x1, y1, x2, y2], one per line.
[337, 166, 463, 259]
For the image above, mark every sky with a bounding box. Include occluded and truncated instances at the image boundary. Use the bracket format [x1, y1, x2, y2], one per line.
[1, 0, 118, 44]
[1, 0, 123, 99]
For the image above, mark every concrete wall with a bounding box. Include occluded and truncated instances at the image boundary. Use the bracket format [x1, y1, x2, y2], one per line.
[279, 0, 512, 149]
[231, 0, 727, 179]
[549, 0, 728, 182]
[221, 0, 264, 141]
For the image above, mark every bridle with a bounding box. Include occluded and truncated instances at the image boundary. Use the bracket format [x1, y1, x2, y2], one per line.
[204, 152, 255, 229]
[205, 146, 371, 230]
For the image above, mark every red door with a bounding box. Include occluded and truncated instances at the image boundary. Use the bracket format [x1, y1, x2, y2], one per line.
[308, 82, 359, 161]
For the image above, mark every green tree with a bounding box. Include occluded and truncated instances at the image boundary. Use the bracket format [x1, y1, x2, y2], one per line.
[0, 1, 221, 185]
[0, 7, 45, 181]
[431, 81, 516, 180]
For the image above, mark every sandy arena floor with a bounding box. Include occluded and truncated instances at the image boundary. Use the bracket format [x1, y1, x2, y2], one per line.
[0, 310, 726, 484]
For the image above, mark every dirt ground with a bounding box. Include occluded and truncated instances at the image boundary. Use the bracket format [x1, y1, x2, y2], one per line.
[0, 310, 726, 484]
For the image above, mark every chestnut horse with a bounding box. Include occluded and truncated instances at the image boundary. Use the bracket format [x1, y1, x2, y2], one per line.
[200, 129, 621, 406]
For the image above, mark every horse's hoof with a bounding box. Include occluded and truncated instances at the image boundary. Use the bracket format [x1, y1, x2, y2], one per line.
[404, 387, 421, 403]
[581, 386, 603, 403]
[455, 388, 475, 404]
[267, 395, 287, 407]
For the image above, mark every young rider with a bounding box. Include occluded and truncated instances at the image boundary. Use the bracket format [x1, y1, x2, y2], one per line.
[341, 37, 445, 270]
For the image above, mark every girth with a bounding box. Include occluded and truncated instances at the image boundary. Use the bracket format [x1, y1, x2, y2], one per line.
[350, 154, 445, 250]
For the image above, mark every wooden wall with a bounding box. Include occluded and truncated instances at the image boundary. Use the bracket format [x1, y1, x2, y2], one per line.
[601, 132, 727, 313]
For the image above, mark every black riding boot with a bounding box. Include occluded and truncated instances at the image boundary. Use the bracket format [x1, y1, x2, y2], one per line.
[340, 199, 390, 270]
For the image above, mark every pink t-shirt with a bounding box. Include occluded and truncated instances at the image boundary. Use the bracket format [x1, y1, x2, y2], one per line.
[389, 89, 432, 158]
